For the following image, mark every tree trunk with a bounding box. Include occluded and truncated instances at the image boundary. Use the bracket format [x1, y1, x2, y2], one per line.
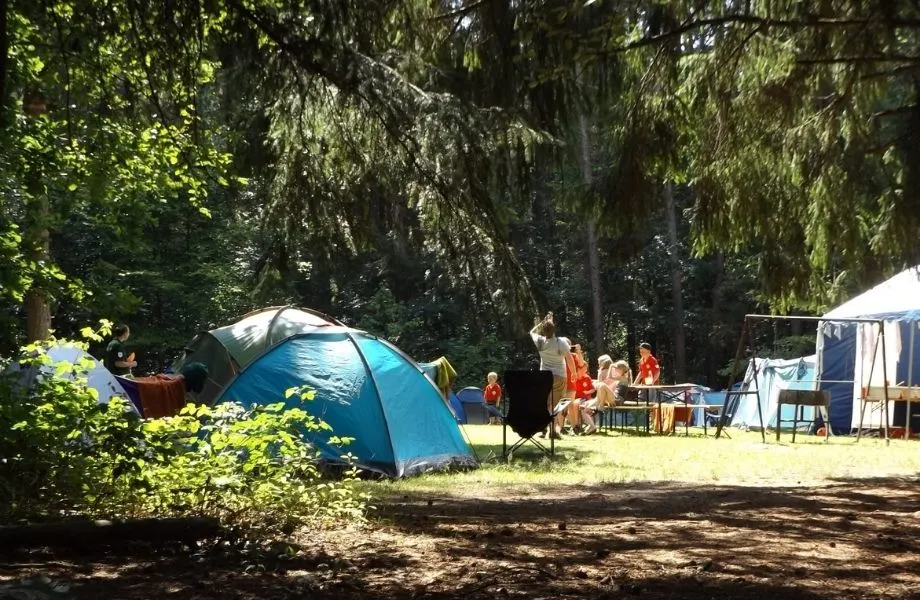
[578, 114, 605, 357]
[626, 317, 637, 379]
[24, 176, 51, 342]
[0, 0, 8, 117]
[22, 89, 52, 342]
[663, 181, 686, 382]
[708, 252, 724, 386]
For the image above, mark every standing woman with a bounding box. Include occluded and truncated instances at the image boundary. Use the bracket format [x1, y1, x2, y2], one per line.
[529, 312, 570, 439]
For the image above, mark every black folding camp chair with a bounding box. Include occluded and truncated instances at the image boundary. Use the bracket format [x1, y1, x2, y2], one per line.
[502, 370, 562, 457]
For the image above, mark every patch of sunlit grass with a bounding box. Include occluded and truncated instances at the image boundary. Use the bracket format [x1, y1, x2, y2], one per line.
[366, 425, 920, 498]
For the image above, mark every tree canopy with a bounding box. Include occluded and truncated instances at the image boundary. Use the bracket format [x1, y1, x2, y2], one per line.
[1, 0, 918, 385]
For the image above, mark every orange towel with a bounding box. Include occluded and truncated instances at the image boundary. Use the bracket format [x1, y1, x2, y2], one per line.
[650, 405, 694, 433]
[135, 374, 188, 419]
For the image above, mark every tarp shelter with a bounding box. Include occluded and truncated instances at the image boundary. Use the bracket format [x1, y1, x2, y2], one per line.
[818, 267, 920, 433]
[174, 306, 341, 405]
[8, 343, 138, 414]
[215, 327, 478, 478]
[732, 356, 818, 430]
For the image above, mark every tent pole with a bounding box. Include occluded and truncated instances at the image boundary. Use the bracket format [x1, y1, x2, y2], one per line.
[907, 323, 915, 440]
[858, 322, 882, 442]
[815, 322, 831, 437]
[344, 331, 402, 476]
[748, 322, 766, 443]
[716, 316, 748, 439]
[880, 321, 890, 445]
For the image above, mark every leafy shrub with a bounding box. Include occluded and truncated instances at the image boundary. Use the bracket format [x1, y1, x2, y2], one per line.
[0, 344, 143, 521]
[0, 340, 367, 533]
[138, 400, 366, 533]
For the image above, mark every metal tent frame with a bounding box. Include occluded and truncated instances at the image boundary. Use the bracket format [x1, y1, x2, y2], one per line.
[715, 314, 892, 442]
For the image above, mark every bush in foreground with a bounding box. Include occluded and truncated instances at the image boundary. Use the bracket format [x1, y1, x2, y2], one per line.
[0, 340, 367, 536]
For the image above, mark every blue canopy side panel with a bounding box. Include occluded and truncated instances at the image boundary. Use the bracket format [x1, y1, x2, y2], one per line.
[893, 321, 920, 430]
[896, 321, 920, 387]
[355, 336, 476, 477]
[819, 324, 857, 433]
[217, 334, 398, 476]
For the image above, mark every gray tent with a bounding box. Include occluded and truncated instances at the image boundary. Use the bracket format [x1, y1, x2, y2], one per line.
[173, 306, 342, 405]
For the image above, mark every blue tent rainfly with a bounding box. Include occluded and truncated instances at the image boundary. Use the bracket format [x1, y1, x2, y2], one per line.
[215, 327, 478, 478]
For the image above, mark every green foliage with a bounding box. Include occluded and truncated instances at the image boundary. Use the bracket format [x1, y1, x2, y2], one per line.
[0, 341, 142, 520]
[3, 0, 917, 397]
[138, 401, 366, 532]
[677, 1, 920, 306]
[0, 341, 367, 532]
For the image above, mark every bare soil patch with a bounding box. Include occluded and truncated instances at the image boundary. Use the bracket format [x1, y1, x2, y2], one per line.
[3, 477, 919, 599]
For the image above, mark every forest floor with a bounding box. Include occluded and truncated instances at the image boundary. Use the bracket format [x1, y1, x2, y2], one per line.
[3, 428, 920, 599]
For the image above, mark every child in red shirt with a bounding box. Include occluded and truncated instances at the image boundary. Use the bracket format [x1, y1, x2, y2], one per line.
[633, 342, 661, 385]
[484, 371, 502, 424]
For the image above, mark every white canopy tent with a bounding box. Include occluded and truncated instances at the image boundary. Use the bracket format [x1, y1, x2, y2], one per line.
[817, 267, 920, 433]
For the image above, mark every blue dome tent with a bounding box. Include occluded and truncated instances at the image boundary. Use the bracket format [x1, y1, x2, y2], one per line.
[215, 327, 477, 478]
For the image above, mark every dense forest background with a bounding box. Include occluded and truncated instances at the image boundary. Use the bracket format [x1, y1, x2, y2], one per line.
[2, 0, 917, 389]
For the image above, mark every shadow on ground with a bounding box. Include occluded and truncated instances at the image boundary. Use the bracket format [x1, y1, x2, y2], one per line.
[2, 477, 918, 599]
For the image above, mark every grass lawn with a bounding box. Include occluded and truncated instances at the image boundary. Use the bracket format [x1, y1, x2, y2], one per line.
[368, 424, 920, 497]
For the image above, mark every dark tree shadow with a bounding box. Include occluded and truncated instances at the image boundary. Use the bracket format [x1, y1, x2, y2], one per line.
[2, 476, 918, 599]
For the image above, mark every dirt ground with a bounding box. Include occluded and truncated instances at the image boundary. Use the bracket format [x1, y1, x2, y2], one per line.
[3, 478, 920, 599]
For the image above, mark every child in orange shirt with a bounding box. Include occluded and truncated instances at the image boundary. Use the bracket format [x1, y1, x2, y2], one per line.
[484, 371, 502, 424]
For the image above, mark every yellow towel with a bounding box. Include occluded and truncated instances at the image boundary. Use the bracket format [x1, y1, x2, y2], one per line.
[431, 356, 457, 394]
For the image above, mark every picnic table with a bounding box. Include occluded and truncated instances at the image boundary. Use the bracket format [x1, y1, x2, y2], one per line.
[623, 384, 722, 435]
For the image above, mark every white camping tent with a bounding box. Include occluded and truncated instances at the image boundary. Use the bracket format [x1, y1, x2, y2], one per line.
[817, 267, 920, 432]
[10, 343, 137, 414]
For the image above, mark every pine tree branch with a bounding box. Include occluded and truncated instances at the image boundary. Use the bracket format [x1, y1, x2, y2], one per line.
[798, 55, 920, 64]
[0, 0, 7, 117]
[861, 64, 920, 79]
[432, 0, 492, 21]
[617, 15, 920, 53]
[870, 105, 918, 119]
[866, 133, 909, 153]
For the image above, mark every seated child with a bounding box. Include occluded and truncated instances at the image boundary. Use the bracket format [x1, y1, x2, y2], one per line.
[589, 355, 618, 411]
[596, 354, 615, 386]
[581, 358, 632, 431]
[574, 366, 599, 434]
[484, 371, 502, 424]
[565, 344, 591, 433]
[610, 360, 631, 404]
